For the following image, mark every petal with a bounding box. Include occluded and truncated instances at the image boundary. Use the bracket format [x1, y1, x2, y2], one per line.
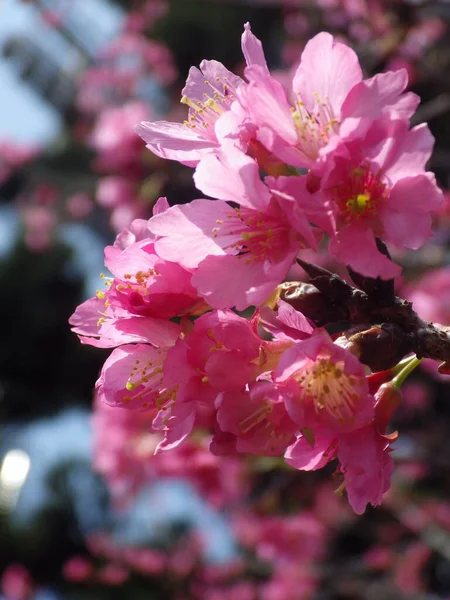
[244, 65, 297, 145]
[149, 199, 232, 268]
[387, 173, 443, 213]
[285, 431, 335, 471]
[293, 32, 362, 117]
[371, 122, 434, 184]
[241, 22, 269, 72]
[381, 174, 442, 249]
[268, 175, 336, 235]
[382, 210, 432, 250]
[192, 253, 294, 310]
[153, 197, 170, 215]
[342, 69, 419, 121]
[104, 242, 157, 280]
[194, 142, 271, 211]
[154, 404, 196, 453]
[135, 121, 217, 166]
[338, 427, 394, 514]
[182, 60, 242, 104]
[97, 344, 166, 411]
[329, 224, 401, 280]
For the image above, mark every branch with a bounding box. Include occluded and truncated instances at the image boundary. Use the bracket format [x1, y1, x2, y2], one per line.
[280, 259, 450, 371]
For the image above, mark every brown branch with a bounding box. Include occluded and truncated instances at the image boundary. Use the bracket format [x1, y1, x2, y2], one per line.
[279, 259, 450, 372]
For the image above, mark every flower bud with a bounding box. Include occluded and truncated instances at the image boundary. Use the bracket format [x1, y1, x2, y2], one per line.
[374, 382, 402, 432]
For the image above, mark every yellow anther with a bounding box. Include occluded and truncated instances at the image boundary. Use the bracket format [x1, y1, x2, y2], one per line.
[181, 95, 198, 110]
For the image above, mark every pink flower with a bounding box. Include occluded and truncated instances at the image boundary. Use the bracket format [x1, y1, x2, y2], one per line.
[97, 563, 130, 586]
[163, 309, 269, 405]
[1, 565, 34, 600]
[403, 266, 450, 325]
[239, 31, 417, 170]
[91, 101, 151, 173]
[135, 23, 265, 166]
[63, 557, 93, 582]
[325, 118, 442, 278]
[96, 176, 136, 209]
[69, 291, 180, 348]
[160, 309, 285, 450]
[96, 309, 279, 453]
[69, 206, 202, 347]
[239, 32, 361, 168]
[284, 381, 400, 514]
[70, 246, 198, 349]
[149, 145, 327, 310]
[104, 239, 205, 318]
[110, 201, 146, 232]
[285, 422, 395, 514]
[92, 396, 159, 502]
[96, 342, 173, 412]
[394, 541, 431, 593]
[96, 337, 195, 450]
[21, 205, 56, 252]
[259, 299, 316, 342]
[214, 381, 297, 456]
[338, 423, 395, 514]
[275, 331, 374, 433]
[65, 193, 93, 219]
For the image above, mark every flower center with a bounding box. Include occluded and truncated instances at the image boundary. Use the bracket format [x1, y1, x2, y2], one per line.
[239, 400, 273, 434]
[181, 76, 238, 139]
[212, 207, 292, 264]
[332, 163, 388, 223]
[297, 358, 363, 422]
[291, 93, 340, 160]
[124, 354, 176, 410]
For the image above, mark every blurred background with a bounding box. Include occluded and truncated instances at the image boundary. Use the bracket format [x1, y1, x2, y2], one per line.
[2, 0, 450, 598]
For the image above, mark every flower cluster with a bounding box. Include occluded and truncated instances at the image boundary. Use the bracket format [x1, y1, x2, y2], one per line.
[71, 24, 443, 514]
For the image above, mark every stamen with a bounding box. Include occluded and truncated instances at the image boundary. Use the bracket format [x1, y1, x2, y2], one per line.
[297, 358, 362, 422]
[239, 401, 272, 434]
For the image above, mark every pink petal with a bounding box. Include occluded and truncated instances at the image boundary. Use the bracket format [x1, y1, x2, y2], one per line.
[149, 199, 232, 268]
[381, 175, 442, 249]
[285, 431, 335, 471]
[387, 173, 443, 212]
[154, 405, 196, 453]
[268, 175, 336, 235]
[241, 22, 269, 72]
[342, 69, 419, 121]
[182, 60, 242, 105]
[259, 301, 315, 342]
[372, 122, 434, 184]
[329, 224, 401, 280]
[135, 121, 218, 166]
[338, 427, 394, 514]
[275, 333, 330, 383]
[104, 242, 157, 280]
[192, 253, 294, 310]
[194, 143, 271, 211]
[243, 65, 297, 145]
[381, 211, 432, 250]
[293, 32, 362, 117]
[153, 197, 170, 215]
[277, 300, 315, 335]
[98, 344, 165, 410]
